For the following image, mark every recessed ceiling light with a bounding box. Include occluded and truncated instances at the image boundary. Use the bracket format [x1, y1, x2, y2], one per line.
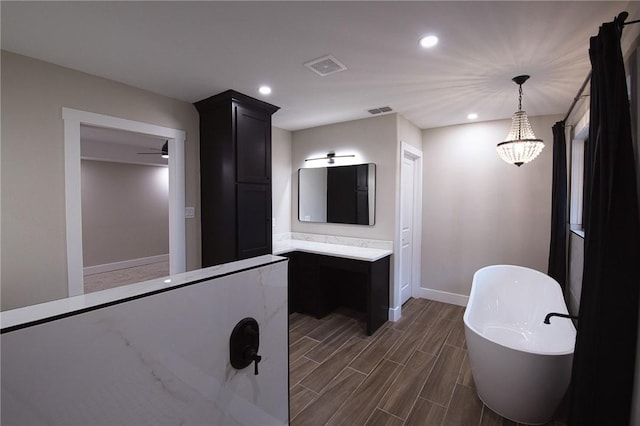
[259, 86, 272, 95]
[419, 35, 439, 48]
[467, 113, 478, 120]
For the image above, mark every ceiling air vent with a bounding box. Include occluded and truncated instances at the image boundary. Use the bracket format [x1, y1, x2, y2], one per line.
[368, 106, 393, 115]
[304, 54, 347, 77]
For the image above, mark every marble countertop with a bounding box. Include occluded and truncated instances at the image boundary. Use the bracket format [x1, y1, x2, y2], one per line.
[1, 255, 288, 333]
[273, 239, 392, 262]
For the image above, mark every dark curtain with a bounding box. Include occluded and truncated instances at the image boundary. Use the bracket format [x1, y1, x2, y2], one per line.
[548, 120, 567, 290]
[568, 17, 640, 426]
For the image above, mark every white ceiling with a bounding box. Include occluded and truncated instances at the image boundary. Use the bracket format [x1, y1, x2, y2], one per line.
[2, 1, 637, 131]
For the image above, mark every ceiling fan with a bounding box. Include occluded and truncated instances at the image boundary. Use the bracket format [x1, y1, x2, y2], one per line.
[137, 141, 169, 158]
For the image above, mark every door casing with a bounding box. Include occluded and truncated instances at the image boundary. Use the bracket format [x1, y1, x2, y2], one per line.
[63, 108, 186, 296]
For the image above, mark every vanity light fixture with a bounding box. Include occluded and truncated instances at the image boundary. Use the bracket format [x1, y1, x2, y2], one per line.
[305, 151, 355, 165]
[496, 75, 544, 167]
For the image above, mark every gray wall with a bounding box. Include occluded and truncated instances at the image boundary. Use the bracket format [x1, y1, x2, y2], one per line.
[420, 115, 559, 298]
[81, 160, 169, 267]
[398, 114, 423, 151]
[272, 127, 292, 236]
[1, 51, 200, 310]
[291, 113, 398, 241]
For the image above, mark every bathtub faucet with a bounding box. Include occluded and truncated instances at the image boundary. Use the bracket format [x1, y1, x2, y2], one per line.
[543, 312, 578, 325]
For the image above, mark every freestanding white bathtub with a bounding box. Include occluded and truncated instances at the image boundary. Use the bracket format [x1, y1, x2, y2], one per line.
[463, 265, 576, 425]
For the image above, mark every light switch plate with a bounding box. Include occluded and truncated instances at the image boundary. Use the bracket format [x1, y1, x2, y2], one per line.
[185, 207, 195, 219]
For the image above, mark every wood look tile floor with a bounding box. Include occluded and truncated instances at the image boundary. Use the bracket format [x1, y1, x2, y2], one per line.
[289, 298, 567, 426]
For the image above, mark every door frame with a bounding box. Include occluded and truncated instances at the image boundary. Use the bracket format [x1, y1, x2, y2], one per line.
[63, 108, 186, 297]
[393, 142, 423, 319]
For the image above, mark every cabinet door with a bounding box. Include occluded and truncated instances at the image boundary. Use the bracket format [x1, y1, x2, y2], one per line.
[237, 183, 272, 259]
[296, 253, 339, 318]
[235, 104, 271, 184]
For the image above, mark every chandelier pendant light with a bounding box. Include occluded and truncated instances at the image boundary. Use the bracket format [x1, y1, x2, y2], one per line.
[496, 75, 544, 167]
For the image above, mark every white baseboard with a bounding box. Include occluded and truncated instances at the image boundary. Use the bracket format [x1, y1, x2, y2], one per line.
[84, 254, 169, 276]
[417, 287, 469, 307]
[388, 305, 401, 322]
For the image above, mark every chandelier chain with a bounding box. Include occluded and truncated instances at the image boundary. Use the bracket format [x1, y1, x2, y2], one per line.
[518, 84, 523, 111]
[517, 84, 523, 139]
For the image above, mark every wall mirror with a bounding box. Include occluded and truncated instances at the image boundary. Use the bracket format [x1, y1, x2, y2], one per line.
[298, 163, 376, 225]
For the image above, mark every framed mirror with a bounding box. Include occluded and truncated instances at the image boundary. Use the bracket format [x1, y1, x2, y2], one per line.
[298, 163, 376, 225]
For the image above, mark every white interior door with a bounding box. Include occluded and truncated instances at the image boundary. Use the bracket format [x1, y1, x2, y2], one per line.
[400, 155, 415, 305]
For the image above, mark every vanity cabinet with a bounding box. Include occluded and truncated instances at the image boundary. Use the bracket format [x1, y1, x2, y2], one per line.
[195, 90, 279, 267]
[284, 251, 390, 335]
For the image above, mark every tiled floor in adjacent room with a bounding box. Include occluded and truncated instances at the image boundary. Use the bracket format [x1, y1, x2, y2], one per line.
[289, 298, 567, 426]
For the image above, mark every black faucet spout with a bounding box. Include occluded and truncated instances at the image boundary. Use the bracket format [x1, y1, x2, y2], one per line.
[544, 312, 578, 324]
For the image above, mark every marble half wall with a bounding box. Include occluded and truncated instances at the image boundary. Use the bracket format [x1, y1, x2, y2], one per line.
[1, 258, 289, 425]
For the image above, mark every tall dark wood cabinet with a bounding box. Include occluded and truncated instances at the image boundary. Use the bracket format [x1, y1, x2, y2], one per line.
[195, 90, 280, 267]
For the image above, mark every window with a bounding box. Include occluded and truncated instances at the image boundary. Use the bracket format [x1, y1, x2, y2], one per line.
[569, 121, 588, 238]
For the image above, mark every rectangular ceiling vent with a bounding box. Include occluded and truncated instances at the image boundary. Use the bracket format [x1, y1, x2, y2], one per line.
[304, 54, 347, 77]
[368, 106, 393, 115]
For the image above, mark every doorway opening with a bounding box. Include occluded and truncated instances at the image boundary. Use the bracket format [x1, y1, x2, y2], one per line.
[63, 108, 186, 297]
[81, 125, 171, 292]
